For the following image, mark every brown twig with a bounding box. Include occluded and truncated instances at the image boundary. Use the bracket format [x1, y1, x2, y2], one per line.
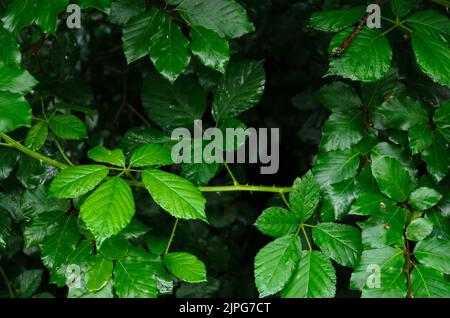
[21, 32, 46, 56]
[126, 104, 152, 128]
[331, 0, 382, 57]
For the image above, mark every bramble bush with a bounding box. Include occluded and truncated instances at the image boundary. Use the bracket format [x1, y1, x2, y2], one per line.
[0, 0, 449, 298]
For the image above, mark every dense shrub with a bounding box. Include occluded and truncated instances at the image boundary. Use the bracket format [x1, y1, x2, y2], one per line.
[0, 0, 449, 298]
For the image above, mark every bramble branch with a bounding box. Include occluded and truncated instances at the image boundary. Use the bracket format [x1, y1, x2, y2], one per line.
[0, 132, 292, 194]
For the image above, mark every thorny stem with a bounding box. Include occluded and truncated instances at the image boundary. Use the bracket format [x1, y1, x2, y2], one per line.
[199, 185, 292, 194]
[0, 132, 68, 170]
[164, 219, 179, 256]
[0, 132, 293, 194]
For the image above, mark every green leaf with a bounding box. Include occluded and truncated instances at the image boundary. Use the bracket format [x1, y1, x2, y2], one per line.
[25, 122, 48, 151]
[309, 6, 365, 32]
[88, 146, 125, 167]
[98, 235, 129, 260]
[190, 26, 230, 73]
[145, 235, 169, 256]
[181, 162, 219, 186]
[350, 246, 407, 298]
[373, 97, 428, 131]
[0, 147, 18, 179]
[422, 132, 449, 182]
[349, 193, 395, 216]
[85, 255, 113, 292]
[40, 216, 81, 270]
[52, 240, 92, 288]
[371, 156, 412, 202]
[49, 115, 87, 140]
[0, 26, 21, 66]
[2, 0, 69, 34]
[360, 205, 408, 249]
[23, 192, 67, 222]
[120, 219, 150, 239]
[328, 27, 392, 82]
[212, 60, 265, 121]
[254, 235, 301, 298]
[147, 256, 174, 294]
[1, 1, 36, 33]
[325, 178, 358, 219]
[0, 91, 32, 132]
[406, 218, 433, 241]
[0, 64, 38, 94]
[254, 207, 299, 238]
[312, 223, 362, 268]
[426, 210, 450, 240]
[411, 31, 450, 88]
[437, 194, 450, 217]
[391, 0, 419, 18]
[122, 9, 162, 64]
[80, 0, 112, 14]
[14, 269, 43, 298]
[289, 171, 321, 222]
[0, 208, 12, 250]
[320, 112, 364, 151]
[114, 247, 158, 298]
[313, 149, 360, 187]
[130, 144, 173, 167]
[163, 252, 207, 283]
[371, 142, 417, 178]
[168, 0, 255, 38]
[110, 0, 146, 25]
[141, 73, 206, 129]
[406, 10, 450, 41]
[80, 177, 135, 241]
[411, 264, 450, 298]
[281, 251, 336, 298]
[316, 82, 362, 112]
[361, 68, 406, 108]
[35, 0, 69, 34]
[148, 15, 191, 83]
[414, 238, 450, 274]
[142, 169, 206, 221]
[409, 187, 442, 210]
[434, 101, 450, 141]
[49, 165, 109, 199]
[408, 123, 433, 155]
[24, 210, 66, 248]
